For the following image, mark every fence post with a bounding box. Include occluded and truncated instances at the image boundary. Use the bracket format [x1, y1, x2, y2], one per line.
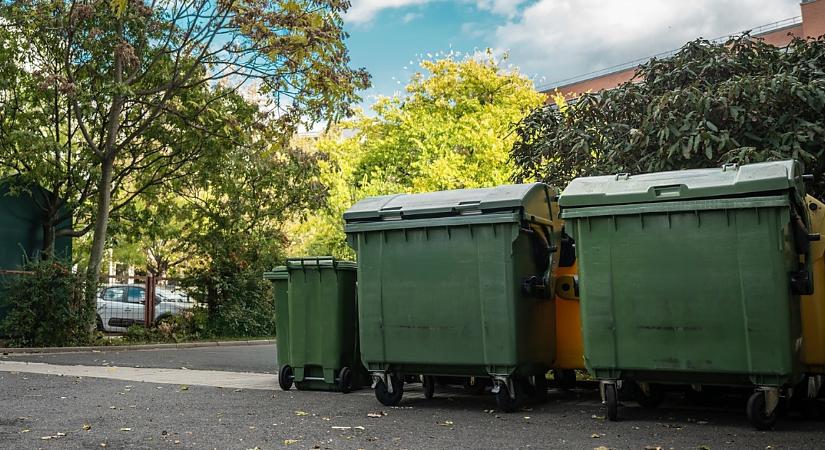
[145, 275, 156, 327]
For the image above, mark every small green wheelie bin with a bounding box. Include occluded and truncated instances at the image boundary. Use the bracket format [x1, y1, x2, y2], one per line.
[264, 257, 366, 393]
[559, 160, 815, 429]
[344, 183, 559, 411]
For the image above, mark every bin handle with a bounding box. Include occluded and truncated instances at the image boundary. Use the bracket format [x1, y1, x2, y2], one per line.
[615, 173, 630, 181]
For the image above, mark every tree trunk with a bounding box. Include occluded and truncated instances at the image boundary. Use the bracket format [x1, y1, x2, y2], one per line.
[41, 218, 55, 260]
[85, 156, 115, 286]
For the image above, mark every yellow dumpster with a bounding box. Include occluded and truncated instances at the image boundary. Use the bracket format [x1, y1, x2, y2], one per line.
[802, 195, 825, 373]
[554, 261, 583, 377]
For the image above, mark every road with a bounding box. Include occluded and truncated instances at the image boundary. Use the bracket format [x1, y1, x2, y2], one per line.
[1, 345, 824, 449]
[1, 343, 278, 373]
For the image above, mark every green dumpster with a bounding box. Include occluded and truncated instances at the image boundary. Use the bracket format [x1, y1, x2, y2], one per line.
[344, 183, 559, 411]
[263, 257, 366, 393]
[559, 160, 813, 429]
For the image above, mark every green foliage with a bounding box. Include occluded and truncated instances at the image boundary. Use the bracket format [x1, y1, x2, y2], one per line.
[512, 35, 825, 198]
[0, 261, 94, 347]
[290, 52, 545, 257]
[186, 263, 277, 338]
[123, 307, 208, 343]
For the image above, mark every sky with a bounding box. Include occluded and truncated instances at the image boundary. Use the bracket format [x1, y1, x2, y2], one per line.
[342, 0, 801, 106]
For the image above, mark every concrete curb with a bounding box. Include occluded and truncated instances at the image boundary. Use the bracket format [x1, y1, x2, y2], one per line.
[0, 339, 275, 355]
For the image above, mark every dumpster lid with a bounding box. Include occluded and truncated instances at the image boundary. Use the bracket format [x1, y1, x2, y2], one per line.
[285, 257, 356, 271]
[559, 160, 805, 208]
[263, 266, 289, 280]
[343, 183, 554, 223]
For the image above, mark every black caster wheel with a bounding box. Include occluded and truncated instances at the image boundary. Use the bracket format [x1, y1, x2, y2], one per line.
[553, 369, 576, 390]
[338, 366, 353, 394]
[278, 365, 294, 391]
[605, 383, 619, 421]
[495, 379, 526, 412]
[636, 383, 665, 408]
[422, 375, 435, 400]
[375, 374, 404, 406]
[747, 390, 777, 430]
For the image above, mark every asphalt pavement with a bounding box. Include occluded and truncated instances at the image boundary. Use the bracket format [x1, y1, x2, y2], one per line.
[1, 345, 825, 448]
[0, 343, 278, 373]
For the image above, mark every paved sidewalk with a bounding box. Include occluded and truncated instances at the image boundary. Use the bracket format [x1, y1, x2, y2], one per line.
[0, 360, 277, 390]
[0, 338, 274, 354]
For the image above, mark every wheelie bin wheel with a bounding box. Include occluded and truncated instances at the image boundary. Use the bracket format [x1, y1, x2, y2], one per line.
[605, 383, 619, 421]
[553, 369, 576, 390]
[278, 365, 294, 391]
[422, 375, 435, 400]
[636, 383, 665, 408]
[495, 379, 525, 412]
[747, 390, 777, 430]
[375, 375, 404, 406]
[338, 367, 353, 394]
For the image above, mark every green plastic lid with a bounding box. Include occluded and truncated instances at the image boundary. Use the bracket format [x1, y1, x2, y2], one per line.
[263, 266, 288, 280]
[343, 183, 554, 223]
[559, 160, 804, 208]
[285, 257, 356, 271]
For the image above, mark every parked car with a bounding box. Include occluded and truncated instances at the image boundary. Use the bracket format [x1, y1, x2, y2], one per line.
[96, 284, 194, 333]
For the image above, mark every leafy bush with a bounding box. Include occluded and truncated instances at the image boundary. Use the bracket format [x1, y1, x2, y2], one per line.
[512, 35, 825, 198]
[188, 265, 276, 338]
[122, 307, 209, 343]
[0, 260, 94, 347]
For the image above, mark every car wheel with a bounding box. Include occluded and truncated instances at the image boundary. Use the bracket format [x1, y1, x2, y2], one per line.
[96, 315, 105, 332]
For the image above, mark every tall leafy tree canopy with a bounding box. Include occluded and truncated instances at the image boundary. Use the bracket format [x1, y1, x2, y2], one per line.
[0, 0, 368, 281]
[512, 36, 825, 198]
[289, 53, 545, 257]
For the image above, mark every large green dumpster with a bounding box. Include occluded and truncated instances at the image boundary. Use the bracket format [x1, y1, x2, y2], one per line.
[263, 257, 365, 393]
[559, 160, 813, 429]
[344, 183, 559, 411]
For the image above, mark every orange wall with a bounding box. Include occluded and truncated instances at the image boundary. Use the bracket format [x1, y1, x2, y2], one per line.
[757, 25, 802, 46]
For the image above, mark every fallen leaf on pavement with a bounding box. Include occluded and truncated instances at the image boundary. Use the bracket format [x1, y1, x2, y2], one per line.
[21, 429, 30, 433]
[354, 426, 365, 430]
[283, 439, 298, 445]
[591, 415, 606, 420]
[594, 447, 610, 450]
[294, 411, 309, 416]
[367, 412, 386, 418]
[120, 428, 132, 432]
[591, 433, 601, 438]
[331, 426, 351, 430]
[40, 436, 52, 440]
[438, 421, 454, 427]
[83, 424, 92, 431]
[180, 385, 189, 391]
[56, 432, 66, 437]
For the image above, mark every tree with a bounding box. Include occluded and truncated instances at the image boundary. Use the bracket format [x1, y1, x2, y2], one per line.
[512, 35, 825, 198]
[0, 0, 369, 286]
[289, 52, 544, 257]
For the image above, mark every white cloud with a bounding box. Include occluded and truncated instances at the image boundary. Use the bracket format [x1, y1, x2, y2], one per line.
[488, 0, 800, 88]
[346, 0, 430, 25]
[346, 0, 530, 25]
[473, 0, 527, 17]
[402, 12, 423, 23]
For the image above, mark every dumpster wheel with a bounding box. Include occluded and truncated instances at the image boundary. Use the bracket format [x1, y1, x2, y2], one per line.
[495, 378, 526, 412]
[278, 365, 294, 391]
[338, 367, 353, 394]
[604, 383, 619, 421]
[747, 390, 778, 430]
[375, 374, 404, 406]
[422, 375, 435, 400]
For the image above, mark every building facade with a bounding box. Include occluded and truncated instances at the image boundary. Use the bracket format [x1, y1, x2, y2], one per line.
[543, 0, 825, 99]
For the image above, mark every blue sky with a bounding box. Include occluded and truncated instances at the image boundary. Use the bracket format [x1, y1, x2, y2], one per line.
[343, 0, 801, 106]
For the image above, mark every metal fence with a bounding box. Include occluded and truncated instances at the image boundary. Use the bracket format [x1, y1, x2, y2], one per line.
[97, 274, 195, 333]
[0, 269, 196, 334]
